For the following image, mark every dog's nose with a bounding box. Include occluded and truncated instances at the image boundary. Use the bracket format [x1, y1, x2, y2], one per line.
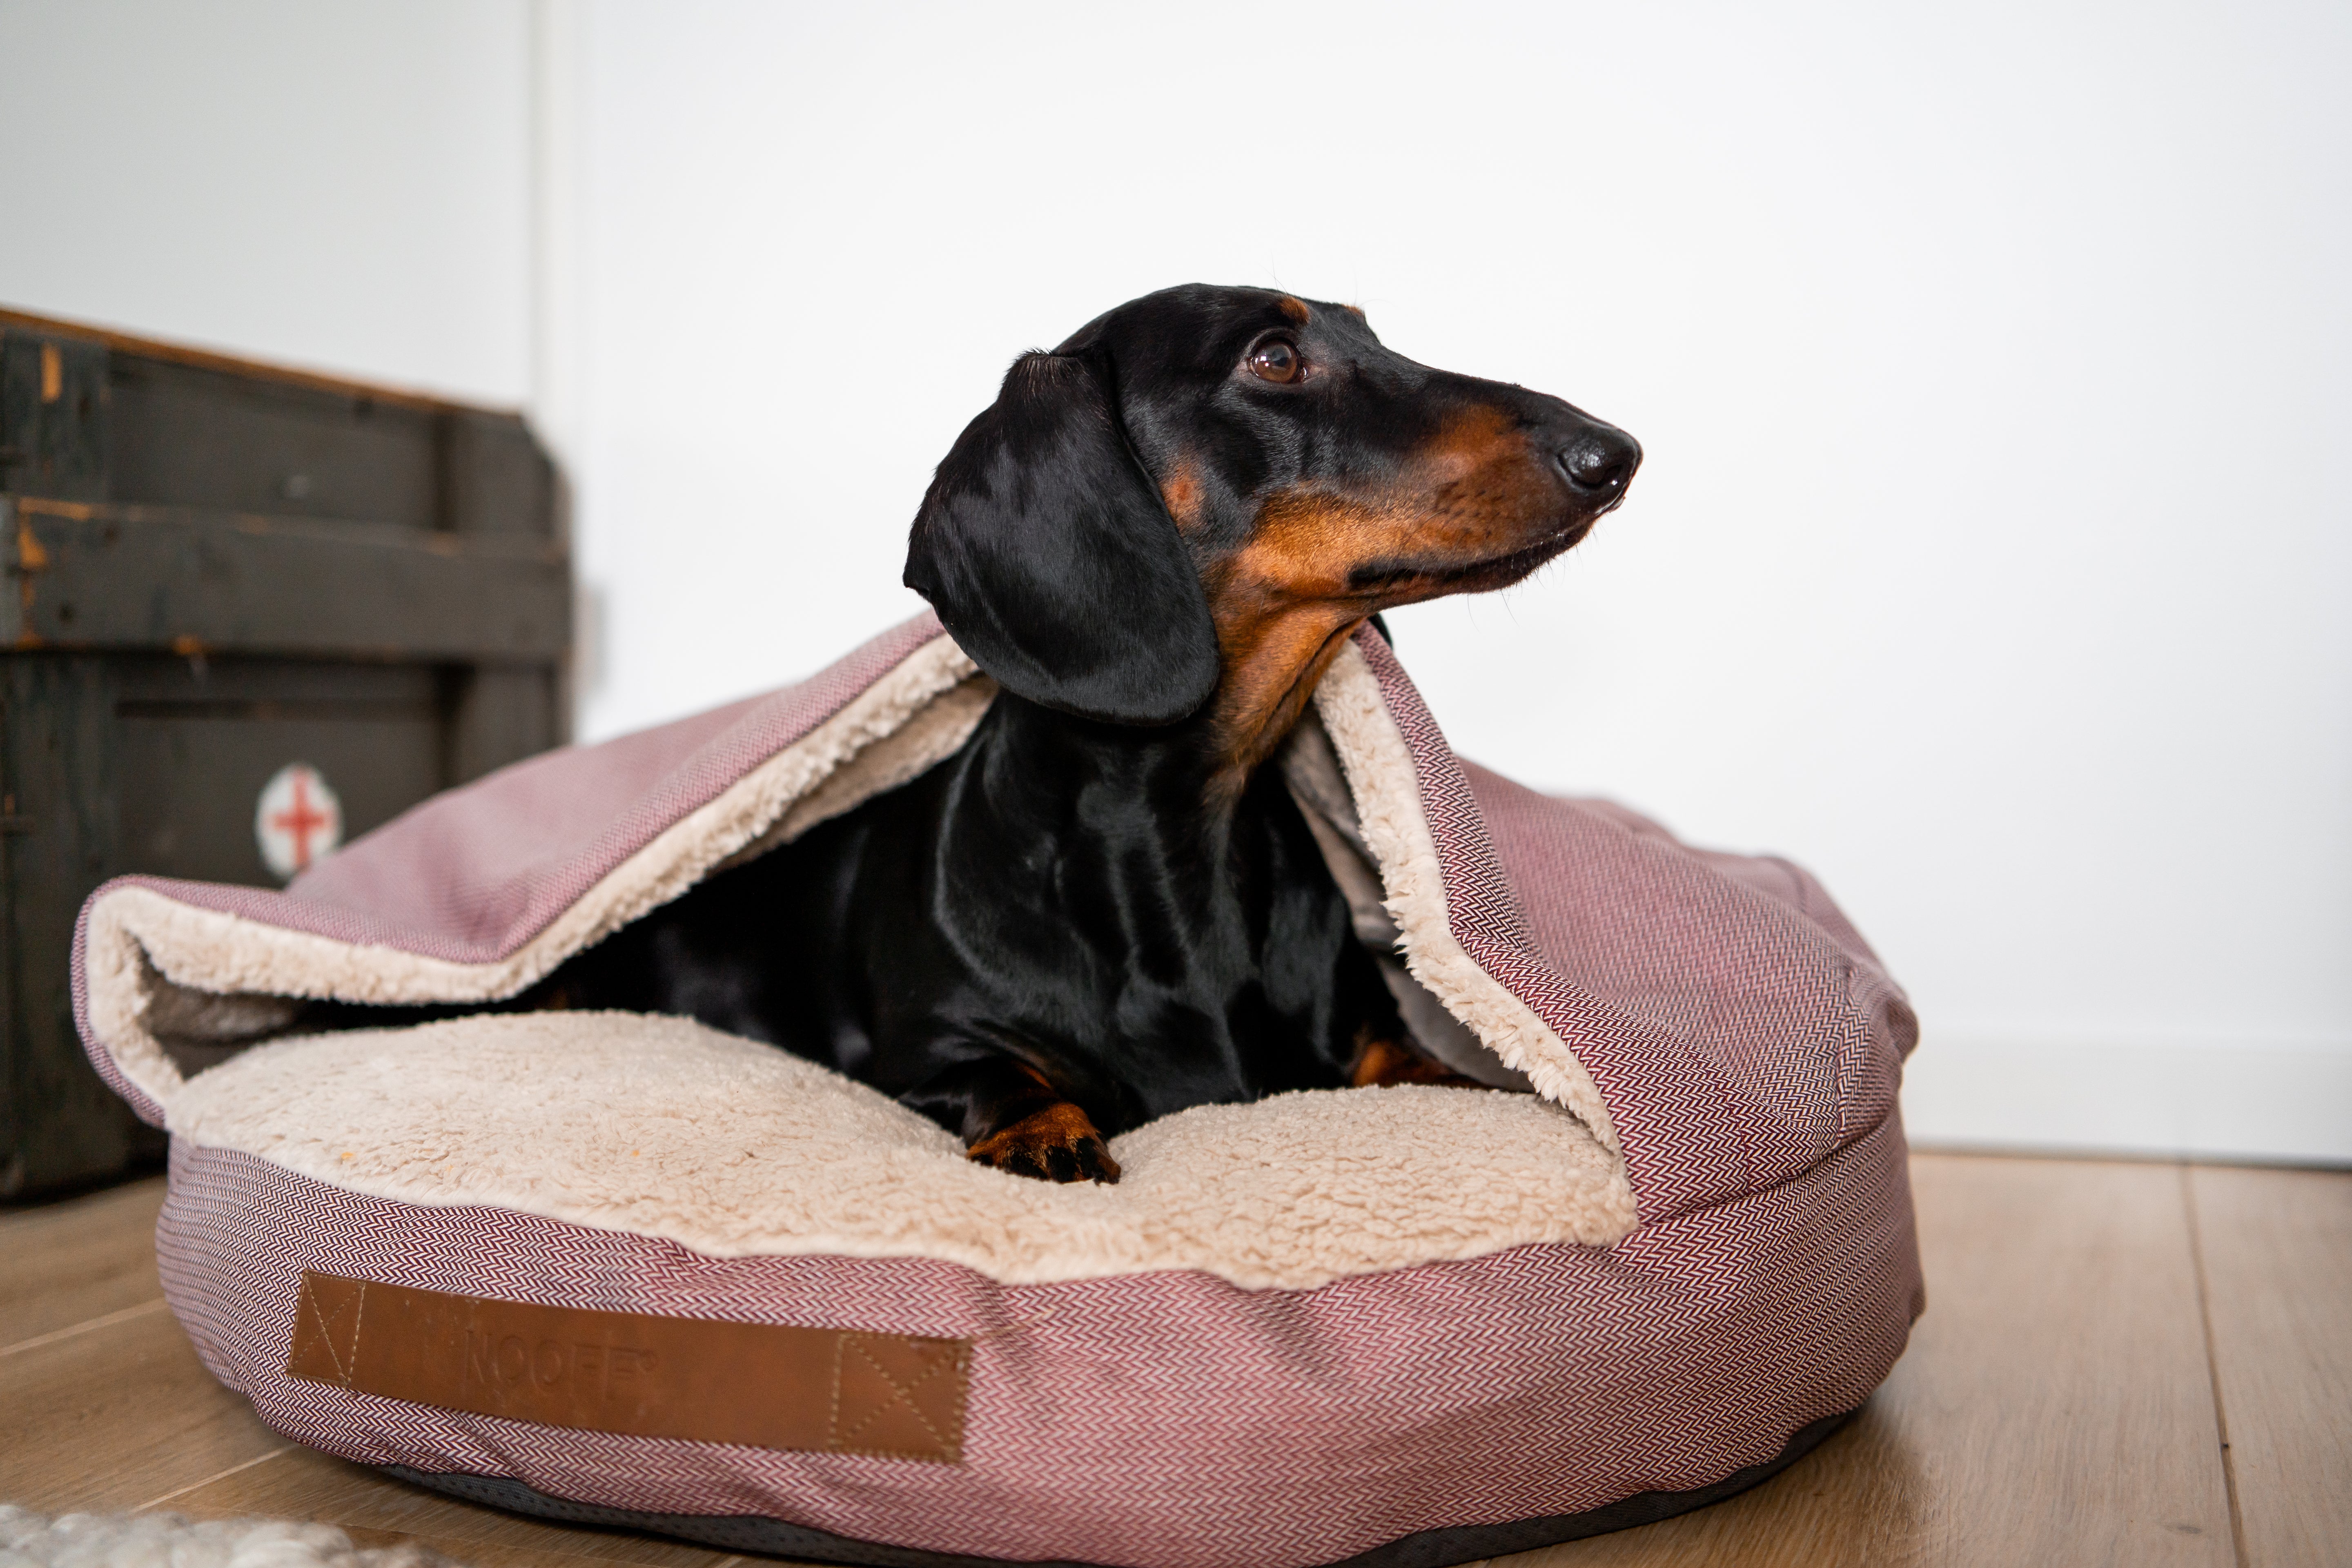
[1557, 430, 1642, 496]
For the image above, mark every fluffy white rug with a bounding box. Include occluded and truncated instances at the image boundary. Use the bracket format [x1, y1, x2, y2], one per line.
[0, 1508, 458, 1568]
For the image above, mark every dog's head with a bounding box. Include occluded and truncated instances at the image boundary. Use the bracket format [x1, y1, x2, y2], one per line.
[906, 284, 1639, 757]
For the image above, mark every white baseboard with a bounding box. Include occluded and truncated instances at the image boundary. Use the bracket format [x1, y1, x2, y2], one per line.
[1900, 1036, 2352, 1167]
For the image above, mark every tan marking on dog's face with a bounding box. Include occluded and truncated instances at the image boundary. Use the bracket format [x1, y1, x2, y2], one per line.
[1232, 405, 1559, 598]
[1277, 296, 1311, 324]
[1160, 454, 1205, 531]
[1197, 405, 1573, 774]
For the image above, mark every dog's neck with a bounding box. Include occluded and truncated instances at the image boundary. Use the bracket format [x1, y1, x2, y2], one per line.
[1198, 607, 1370, 797]
[971, 649, 1342, 892]
[962, 619, 1365, 940]
[977, 695, 1258, 846]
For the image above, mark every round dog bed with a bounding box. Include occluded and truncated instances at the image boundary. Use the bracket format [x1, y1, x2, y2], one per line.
[74, 615, 1922, 1568]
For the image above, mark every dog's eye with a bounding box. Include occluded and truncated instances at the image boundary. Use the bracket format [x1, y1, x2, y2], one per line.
[1247, 339, 1302, 384]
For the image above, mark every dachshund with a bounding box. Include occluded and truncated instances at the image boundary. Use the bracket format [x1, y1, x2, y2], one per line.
[477, 285, 1637, 1183]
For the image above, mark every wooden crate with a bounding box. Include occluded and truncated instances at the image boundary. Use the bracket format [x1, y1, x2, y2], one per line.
[0, 308, 570, 1197]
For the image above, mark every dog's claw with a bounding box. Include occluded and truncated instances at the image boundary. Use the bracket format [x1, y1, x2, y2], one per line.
[967, 1102, 1121, 1185]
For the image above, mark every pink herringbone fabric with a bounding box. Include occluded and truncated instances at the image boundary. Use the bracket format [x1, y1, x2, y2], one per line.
[78, 619, 1924, 1568]
[1348, 634, 1912, 1225]
[161, 1124, 1918, 1568]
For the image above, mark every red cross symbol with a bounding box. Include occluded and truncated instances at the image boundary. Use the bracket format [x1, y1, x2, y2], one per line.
[256, 763, 342, 881]
[271, 771, 331, 870]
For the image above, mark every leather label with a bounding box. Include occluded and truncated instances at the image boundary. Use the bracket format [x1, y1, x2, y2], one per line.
[285, 1270, 967, 1462]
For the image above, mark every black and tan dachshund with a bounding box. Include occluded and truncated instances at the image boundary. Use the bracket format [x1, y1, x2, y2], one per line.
[444, 285, 1638, 1182]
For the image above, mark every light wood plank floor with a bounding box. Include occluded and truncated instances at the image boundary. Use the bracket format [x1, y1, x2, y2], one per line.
[3, 1154, 2344, 1567]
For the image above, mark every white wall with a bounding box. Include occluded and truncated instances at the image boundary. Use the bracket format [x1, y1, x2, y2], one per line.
[0, 0, 532, 405]
[563, 0, 2350, 1161]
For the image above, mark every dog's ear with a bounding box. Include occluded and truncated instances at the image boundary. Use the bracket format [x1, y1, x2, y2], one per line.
[905, 352, 1219, 725]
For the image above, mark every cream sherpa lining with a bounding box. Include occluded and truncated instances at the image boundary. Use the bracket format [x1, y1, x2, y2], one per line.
[1305, 649, 1620, 1153]
[172, 1010, 1632, 1290]
[81, 635, 1637, 1283]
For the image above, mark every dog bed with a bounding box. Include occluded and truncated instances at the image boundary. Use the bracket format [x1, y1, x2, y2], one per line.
[73, 615, 1922, 1568]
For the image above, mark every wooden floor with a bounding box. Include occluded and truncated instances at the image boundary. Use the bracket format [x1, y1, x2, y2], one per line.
[3, 1154, 2345, 1567]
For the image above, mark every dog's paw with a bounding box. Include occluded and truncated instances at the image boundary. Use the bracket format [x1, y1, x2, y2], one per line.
[967, 1102, 1122, 1185]
[1349, 1030, 1490, 1090]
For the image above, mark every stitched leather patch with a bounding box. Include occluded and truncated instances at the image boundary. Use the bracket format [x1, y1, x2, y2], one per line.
[284, 1270, 967, 1461]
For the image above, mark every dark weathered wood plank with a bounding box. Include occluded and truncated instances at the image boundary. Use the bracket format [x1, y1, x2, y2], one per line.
[1, 311, 562, 1199]
[4, 308, 552, 535]
[0, 650, 162, 1197]
[441, 410, 556, 539]
[4, 499, 568, 659]
[107, 354, 441, 527]
[2190, 1164, 2352, 1568]
[0, 305, 495, 417]
[0, 327, 108, 502]
[451, 664, 564, 782]
[115, 668, 445, 884]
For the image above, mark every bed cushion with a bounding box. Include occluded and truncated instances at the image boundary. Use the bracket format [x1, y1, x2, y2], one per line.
[75, 614, 1922, 1568]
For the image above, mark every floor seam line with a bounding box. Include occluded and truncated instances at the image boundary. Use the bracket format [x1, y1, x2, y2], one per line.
[0, 1296, 169, 1359]
[137, 1443, 296, 1511]
[2180, 1160, 2250, 1568]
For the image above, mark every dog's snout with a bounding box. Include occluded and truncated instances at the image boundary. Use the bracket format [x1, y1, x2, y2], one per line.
[1557, 429, 1642, 497]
